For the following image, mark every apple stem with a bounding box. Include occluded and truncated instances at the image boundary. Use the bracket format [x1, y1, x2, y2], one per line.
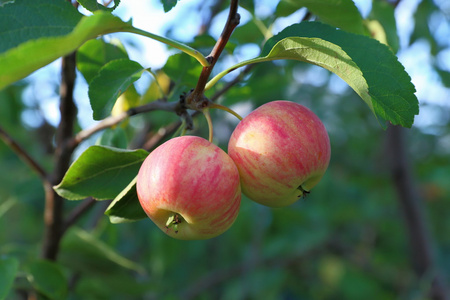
[165, 213, 182, 234]
[202, 108, 214, 143]
[208, 103, 243, 121]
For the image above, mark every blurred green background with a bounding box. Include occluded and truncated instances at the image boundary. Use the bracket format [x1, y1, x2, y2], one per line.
[1, 0, 449, 299]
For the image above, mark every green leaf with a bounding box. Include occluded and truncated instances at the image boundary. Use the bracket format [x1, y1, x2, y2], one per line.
[232, 19, 267, 46]
[105, 176, 148, 224]
[160, 0, 179, 12]
[27, 260, 67, 300]
[60, 227, 146, 274]
[275, 0, 366, 35]
[240, 0, 255, 14]
[209, 22, 418, 128]
[0, 0, 82, 53]
[0, 8, 134, 90]
[77, 0, 121, 12]
[0, 257, 19, 300]
[263, 22, 418, 127]
[163, 53, 203, 88]
[88, 59, 145, 120]
[76, 39, 129, 84]
[96, 127, 128, 149]
[54, 145, 148, 200]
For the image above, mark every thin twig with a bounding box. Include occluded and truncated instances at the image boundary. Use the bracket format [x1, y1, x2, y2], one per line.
[210, 64, 254, 102]
[142, 121, 182, 151]
[0, 126, 49, 182]
[61, 197, 97, 235]
[72, 100, 179, 147]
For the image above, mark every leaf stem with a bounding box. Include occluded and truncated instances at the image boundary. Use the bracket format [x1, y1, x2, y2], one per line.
[123, 27, 210, 67]
[205, 58, 262, 90]
[208, 103, 242, 121]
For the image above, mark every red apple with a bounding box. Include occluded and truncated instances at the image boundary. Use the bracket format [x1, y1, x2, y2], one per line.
[136, 136, 241, 240]
[228, 101, 330, 207]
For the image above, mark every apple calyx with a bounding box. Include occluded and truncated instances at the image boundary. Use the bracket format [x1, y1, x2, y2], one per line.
[165, 213, 183, 234]
[297, 185, 311, 198]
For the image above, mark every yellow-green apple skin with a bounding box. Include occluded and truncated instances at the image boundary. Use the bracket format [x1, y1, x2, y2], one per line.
[136, 136, 241, 240]
[228, 101, 330, 207]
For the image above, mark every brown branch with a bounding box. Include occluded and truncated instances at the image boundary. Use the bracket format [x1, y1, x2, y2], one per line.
[0, 126, 49, 182]
[186, 0, 240, 107]
[41, 52, 78, 261]
[139, 63, 254, 150]
[142, 121, 182, 151]
[386, 125, 449, 300]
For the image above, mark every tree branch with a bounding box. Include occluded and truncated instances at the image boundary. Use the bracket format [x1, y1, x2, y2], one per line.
[71, 100, 179, 147]
[386, 125, 449, 300]
[41, 52, 78, 261]
[210, 64, 254, 102]
[186, 0, 240, 107]
[61, 197, 97, 235]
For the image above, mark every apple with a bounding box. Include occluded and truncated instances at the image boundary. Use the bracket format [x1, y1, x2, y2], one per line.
[228, 100, 330, 207]
[136, 135, 241, 240]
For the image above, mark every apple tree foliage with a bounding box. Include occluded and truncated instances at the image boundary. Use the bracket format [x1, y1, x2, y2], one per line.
[1, 0, 449, 299]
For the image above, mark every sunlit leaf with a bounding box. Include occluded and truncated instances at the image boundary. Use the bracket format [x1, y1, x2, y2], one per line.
[88, 59, 145, 120]
[0, 0, 82, 53]
[54, 145, 148, 200]
[0, 5, 133, 90]
[141, 70, 171, 103]
[210, 22, 418, 128]
[368, 0, 399, 53]
[276, 0, 366, 35]
[76, 39, 129, 84]
[262, 22, 418, 127]
[163, 53, 203, 88]
[111, 83, 141, 120]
